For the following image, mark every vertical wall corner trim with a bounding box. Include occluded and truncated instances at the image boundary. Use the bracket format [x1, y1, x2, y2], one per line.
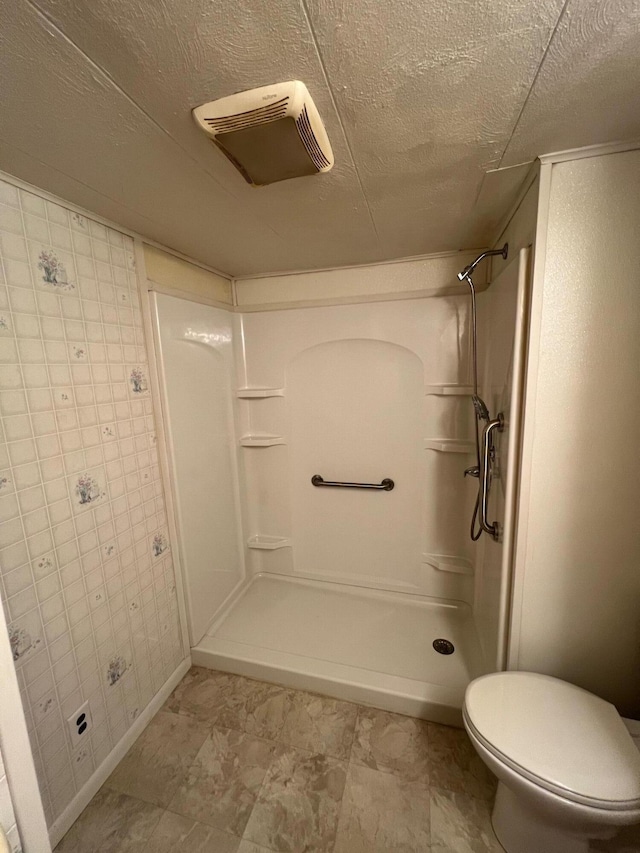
[134, 241, 192, 657]
[507, 161, 553, 671]
[0, 605, 51, 852]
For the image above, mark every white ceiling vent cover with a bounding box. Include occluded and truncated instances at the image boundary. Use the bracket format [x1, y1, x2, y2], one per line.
[192, 81, 334, 186]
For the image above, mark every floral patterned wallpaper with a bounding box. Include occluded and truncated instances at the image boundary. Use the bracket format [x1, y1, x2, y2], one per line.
[0, 177, 184, 827]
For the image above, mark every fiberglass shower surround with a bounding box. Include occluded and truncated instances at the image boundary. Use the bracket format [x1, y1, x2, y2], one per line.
[153, 254, 529, 722]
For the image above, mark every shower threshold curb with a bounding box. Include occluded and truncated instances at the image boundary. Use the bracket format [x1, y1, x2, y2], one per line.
[192, 636, 465, 727]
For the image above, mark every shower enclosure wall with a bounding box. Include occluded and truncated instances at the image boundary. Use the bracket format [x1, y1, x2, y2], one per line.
[151, 237, 531, 723]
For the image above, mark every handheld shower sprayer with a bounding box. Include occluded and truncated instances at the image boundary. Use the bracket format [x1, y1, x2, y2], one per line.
[472, 394, 490, 422]
[457, 244, 508, 541]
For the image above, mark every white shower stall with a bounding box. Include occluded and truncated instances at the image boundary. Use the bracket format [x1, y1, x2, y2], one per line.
[150, 240, 530, 725]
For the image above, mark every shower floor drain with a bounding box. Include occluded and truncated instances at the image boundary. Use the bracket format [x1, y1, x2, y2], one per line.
[433, 638, 455, 655]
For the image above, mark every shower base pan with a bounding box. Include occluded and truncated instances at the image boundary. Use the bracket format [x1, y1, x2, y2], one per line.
[192, 573, 484, 726]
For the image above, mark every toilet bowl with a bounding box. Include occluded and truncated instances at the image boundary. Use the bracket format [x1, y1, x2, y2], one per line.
[463, 672, 640, 853]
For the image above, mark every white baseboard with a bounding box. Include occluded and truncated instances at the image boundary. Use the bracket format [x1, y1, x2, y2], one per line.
[48, 656, 191, 848]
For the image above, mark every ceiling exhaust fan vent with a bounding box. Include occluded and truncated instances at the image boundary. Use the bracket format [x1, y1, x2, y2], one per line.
[192, 81, 334, 186]
[296, 105, 331, 170]
[202, 97, 290, 134]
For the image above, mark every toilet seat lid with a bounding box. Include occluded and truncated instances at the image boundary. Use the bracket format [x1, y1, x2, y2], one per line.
[464, 672, 640, 808]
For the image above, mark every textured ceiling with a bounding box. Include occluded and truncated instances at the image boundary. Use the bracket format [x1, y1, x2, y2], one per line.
[1, 0, 639, 276]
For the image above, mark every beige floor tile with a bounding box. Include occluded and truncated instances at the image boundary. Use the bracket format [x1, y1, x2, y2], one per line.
[236, 842, 274, 853]
[280, 691, 358, 759]
[215, 679, 294, 741]
[106, 711, 210, 807]
[333, 763, 431, 853]
[144, 811, 241, 852]
[166, 668, 292, 740]
[61, 668, 507, 853]
[167, 727, 279, 836]
[55, 788, 162, 853]
[430, 787, 502, 852]
[427, 723, 497, 801]
[351, 706, 430, 782]
[243, 747, 347, 853]
[163, 666, 234, 724]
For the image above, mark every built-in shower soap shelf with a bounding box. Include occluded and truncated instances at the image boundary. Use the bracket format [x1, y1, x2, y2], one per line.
[422, 553, 473, 575]
[424, 439, 474, 453]
[247, 535, 292, 550]
[424, 384, 473, 396]
[240, 434, 286, 447]
[236, 388, 284, 398]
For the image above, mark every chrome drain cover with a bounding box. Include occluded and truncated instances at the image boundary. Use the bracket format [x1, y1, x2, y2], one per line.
[433, 638, 455, 655]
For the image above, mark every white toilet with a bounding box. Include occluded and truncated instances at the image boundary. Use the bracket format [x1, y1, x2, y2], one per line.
[463, 671, 640, 853]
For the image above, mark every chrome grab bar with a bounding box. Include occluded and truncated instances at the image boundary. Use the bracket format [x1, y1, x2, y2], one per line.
[480, 413, 504, 541]
[311, 475, 394, 491]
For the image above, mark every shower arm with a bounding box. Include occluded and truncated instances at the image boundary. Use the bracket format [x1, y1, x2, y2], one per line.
[457, 244, 508, 283]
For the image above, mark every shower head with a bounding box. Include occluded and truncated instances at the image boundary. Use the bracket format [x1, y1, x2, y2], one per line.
[472, 394, 490, 422]
[457, 244, 508, 282]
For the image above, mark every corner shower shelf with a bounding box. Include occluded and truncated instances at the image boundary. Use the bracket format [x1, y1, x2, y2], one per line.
[424, 384, 473, 396]
[422, 553, 474, 575]
[239, 434, 286, 447]
[236, 388, 285, 398]
[247, 535, 292, 550]
[424, 439, 475, 453]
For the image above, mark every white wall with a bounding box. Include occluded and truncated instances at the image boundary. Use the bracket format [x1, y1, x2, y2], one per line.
[474, 250, 531, 671]
[0, 577, 49, 852]
[470, 172, 539, 670]
[0, 747, 23, 853]
[512, 149, 640, 717]
[237, 297, 479, 602]
[152, 294, 245, 644]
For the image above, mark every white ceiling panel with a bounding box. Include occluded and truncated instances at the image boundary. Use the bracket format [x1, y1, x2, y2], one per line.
[23, 0, 383, 272]
[2, 0, 639, 276]
[303, 0, 565, 256]
[501, 0, 640, 166]
[1, 0, 290, 274]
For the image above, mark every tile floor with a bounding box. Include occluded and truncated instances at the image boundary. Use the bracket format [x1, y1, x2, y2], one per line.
[54, 666, 499, 852]
[53, 666, 639, 853]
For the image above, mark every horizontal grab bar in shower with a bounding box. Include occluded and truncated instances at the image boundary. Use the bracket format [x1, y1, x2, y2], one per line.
[311, 475, 394, 491]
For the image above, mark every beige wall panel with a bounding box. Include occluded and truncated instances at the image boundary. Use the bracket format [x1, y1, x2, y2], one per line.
[143, 245, 233, 305]
[515, 149, 640, 716]
[235, 251, 486, 309]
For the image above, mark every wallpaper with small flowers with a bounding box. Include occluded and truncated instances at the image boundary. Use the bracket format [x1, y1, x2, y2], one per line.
[0, 177, 184, 828]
